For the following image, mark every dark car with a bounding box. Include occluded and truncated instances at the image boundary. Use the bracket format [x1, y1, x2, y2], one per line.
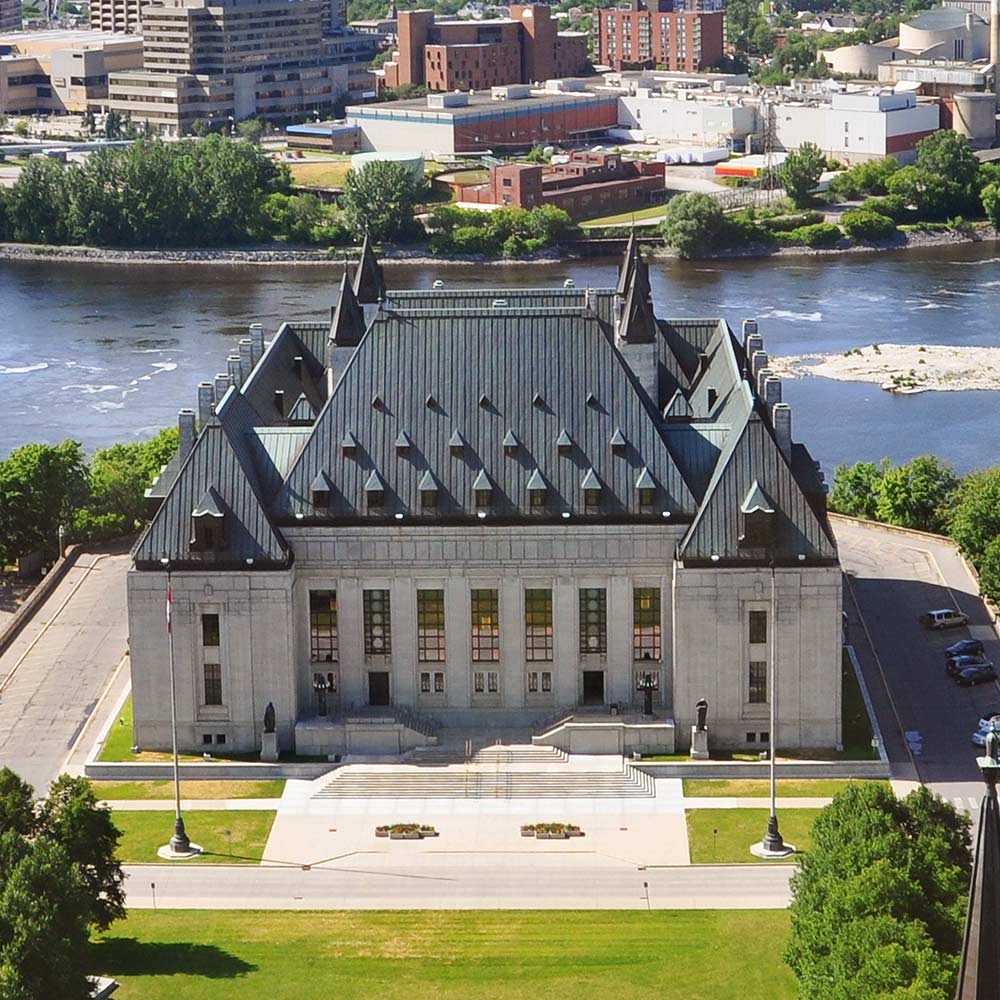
[946, 654, 989, 677]
[956, 664, 998, 687]
[947, 639, 985, 658]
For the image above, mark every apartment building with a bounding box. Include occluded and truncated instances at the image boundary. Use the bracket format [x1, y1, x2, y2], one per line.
[0, 0, 21, 32]
[106, 0, 348, 134]
[382, 5, 588, 92]
[596, 0, 725, 73]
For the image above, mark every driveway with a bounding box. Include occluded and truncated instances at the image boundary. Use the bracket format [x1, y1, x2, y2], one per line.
[833, 517, 999, 811]
[0, 547, 130, 794]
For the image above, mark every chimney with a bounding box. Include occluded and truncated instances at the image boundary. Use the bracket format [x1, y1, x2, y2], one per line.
[744, 330, 763, 364]
[757, 366, 774, 399]
[742, 318, 759, 347]
[292, 354, 303, 380]
[197, 381, 214, 428]
[274, 389, 285, 416]
[992, 0, 999, 108]
[178, 408, 196, 459]
[773, 402, 792, 460]
[751, 349, 768, 383]
[249, 323, 264, 367]
[763, 376, 782, 406]
[214, 372, 231, 404]
[227, 354, 243, 389]
[238, 338, 253, 383]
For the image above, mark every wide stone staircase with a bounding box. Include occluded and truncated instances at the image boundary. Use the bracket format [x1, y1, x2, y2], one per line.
[312, 744, 655, 800]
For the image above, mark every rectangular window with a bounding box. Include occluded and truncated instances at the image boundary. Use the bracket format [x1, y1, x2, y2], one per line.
[203, 662, 222, 705]
[524, 588, 553, 662]
[749, 610, 767, 645]
[417, 589, 446, 663]
[201, 613, 220, 647]
[528, 671, 538, 692]
[749, 660, 768, 703]
[488, 671, 498, 693]
[309, 590, 338, 662]
[471, 588, 500, 661]
[434, 671, 445, 693]
[579, 588, 607, 655]
[542, 671, 552, 692]
[363, 589, 391, 655]
[633, 588, 661, 661]
[474, 671, 485, 693]
[420, 671, 431, 693]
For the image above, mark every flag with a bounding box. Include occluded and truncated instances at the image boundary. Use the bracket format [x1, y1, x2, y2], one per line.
[166, 583, 172, 635]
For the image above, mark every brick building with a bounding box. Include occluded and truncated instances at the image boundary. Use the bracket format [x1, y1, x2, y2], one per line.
[596, 0, 725, 73]
[459, 150, 666, 219]
[0, 0, 21, 32]
[383, 4, 588, 92]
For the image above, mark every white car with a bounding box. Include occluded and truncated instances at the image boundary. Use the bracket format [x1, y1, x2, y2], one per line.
[921, 608, 970, 630]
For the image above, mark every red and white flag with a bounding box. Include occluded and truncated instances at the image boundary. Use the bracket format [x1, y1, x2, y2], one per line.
[166, 583, 173, 634]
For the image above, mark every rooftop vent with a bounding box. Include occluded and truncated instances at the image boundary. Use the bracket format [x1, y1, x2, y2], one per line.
[610, 428, 627, 453]
[503, 429, 519, 455]
[341, 430, 359, 455]
[556, 429, 573, 453]
[449, 429, 465, 455]
[395, 430, 412, 454]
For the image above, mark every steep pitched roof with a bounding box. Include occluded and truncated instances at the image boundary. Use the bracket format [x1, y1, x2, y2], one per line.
[353, 235, 386, 304]
[617, 230, 638, 297]
[240, 323, 326, 427]
[277, 306, 696, 521]
[619, 250, 657, 344]
[330, 271, 366, 348]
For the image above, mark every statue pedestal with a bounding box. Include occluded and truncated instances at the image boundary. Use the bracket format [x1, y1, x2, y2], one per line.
[690, 726, 709, 760]
[260, 731, 278, 762]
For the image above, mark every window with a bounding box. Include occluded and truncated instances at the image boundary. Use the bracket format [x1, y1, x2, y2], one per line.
[471, 588, 500, 661]
[203, 662, 222, 705]
[474, 671, 484, 693]
[420, 671, 445, 694]
[524, 588, 553, 661]
[638, 487, 656, 507]
[417, 589, 446, 662]
[746, 732, 756, 743]
[363, 589, 392, 655]
[633, 588, 661, 661]
[579, 588, 607, 654]
[749, 610, 767, 645]
[529, 489, 545, 509]
[634, 669, 660, 690]
[310, 590, 338, 662]
[216, 734, 226, 745]
[201, 612, 220, 647]
[542, 671, 552, 692]
[749, 660, 767, 703]
[474, 670, 499, 693]
[203, 733, 213, 745]
[488, 671, 498, 693]
[741, 511, 774, 547]
[434, 671, 445, 693]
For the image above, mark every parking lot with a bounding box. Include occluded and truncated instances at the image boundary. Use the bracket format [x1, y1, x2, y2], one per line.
[834, 517, 1000, 811]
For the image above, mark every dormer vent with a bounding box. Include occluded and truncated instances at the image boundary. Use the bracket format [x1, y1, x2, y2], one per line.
[310, 470, 332, 509]
[610, 428, 627, 454]
[425, 394, 437, 409]
[449, 429, 465, 455]
[341, 430, 359, 455]
[556, 429, 573, 453]
[532, 392, 544, 408]
[479, 393, 491, 409]
[273, 389, 285, 416]
[395, 430, 412, 454]
[503, 429, 519, 455]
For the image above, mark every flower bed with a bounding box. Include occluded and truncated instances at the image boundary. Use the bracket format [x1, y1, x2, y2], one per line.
[519, 823, 584, 840]
[375, 823, 438, 840]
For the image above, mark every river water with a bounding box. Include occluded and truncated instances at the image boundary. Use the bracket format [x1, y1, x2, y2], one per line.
[1, 243, 999, 473]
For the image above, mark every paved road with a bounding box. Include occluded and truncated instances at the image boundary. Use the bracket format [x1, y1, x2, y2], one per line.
[0, 548, 130, 794]
[833, 518, 998, 811]
[123, 860, 794, 910]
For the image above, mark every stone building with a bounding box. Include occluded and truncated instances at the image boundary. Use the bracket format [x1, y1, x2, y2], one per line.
[128, 239, 842, 758]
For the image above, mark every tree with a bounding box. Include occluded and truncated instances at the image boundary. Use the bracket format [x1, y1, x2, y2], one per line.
[874, 455, 958, 533]
[915, 129, 979, 192]
[6, 158, 70, 244]
[0, 772, 35, 840]
[977, 535, 1000, 606]
[949, 467, 1000, 565]
[841, 208, 896, 242]
[781, 142, 827, 208]
[786, 783, 970, 1000]
[982, 181, 1000, 230]
[659, 192, 724, 259]
[0, 441, 89, 564]
[236, 118, 264, 144]
[341, 159, 426, 242]
[829, 461, 885, 519]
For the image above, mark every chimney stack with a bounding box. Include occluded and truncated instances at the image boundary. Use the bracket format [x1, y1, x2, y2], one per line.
[274, 389, 285, 416]
[292, 355, 303, 380]
[214, 372, 231, 405]
[227, 354, 243, 389]
[773, 402, 792, 460]
[249, 323, 264, 367]
[238, 338, 253, 383]
[751, 349, 768, 383]
[756, 366, 774, 399]
[197, 381, 214, 429]
[178, 409, 196, 459]
[763, 376, 782, 406]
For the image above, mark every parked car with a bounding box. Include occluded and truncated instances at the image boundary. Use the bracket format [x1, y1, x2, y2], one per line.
[921, 609, 970, 630]
[947, 638, 985, 658]
[955, 664, 997, 686]
[947, 654, 990, 677]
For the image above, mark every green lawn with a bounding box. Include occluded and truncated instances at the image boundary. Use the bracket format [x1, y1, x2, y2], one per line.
[288, 159, 352, 188]
[91, 910, 796, 1000]
[683, 778, 888, 799]
[112, 810, 276, 864]
[100, 697, 137, 762]
[686, 808, 817, 864]
[579, 203, 669, 228]
[92, 780, 285, 801]
[841, 649, 876, 759]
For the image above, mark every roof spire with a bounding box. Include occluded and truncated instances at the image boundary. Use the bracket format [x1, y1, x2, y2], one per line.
[956, 744, 1000, 999]
[353, 234, 386, 305]
[618, 247, 657, 345]
[330, 271, 366, 347]
[617, 229, 639, 297]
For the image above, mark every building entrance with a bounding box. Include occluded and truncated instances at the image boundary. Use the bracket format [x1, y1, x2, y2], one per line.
[368, 671, 390, 706]
[582, 670, 605, 706]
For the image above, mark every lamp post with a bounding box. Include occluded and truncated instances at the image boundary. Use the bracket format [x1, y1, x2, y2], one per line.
[159, 556, 195, 857]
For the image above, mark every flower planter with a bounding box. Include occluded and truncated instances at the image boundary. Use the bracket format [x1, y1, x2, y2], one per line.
[567, 829, 585, 838]
[520, 826, 536, 837]
[375, 828, 389, 838]
[536, 831, 569, 840]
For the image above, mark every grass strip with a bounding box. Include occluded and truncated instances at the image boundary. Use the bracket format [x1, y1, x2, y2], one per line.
[686, 808, 817, 864]
[112, 810, 275, 864]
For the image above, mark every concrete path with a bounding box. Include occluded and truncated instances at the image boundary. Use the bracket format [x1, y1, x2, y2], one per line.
[122, 860, 794, 910]
[100, 799, 285, 811]
[0, 550, 130, 794]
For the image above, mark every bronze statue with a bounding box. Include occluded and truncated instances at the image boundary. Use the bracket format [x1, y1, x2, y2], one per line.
[696, 699, 708, 732]
[263, 701, 276, 735]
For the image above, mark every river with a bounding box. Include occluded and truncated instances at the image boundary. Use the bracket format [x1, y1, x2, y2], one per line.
[1, 243, 999, 474]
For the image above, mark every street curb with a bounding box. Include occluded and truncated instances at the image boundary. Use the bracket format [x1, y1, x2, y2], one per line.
[845, 644, 887, 765]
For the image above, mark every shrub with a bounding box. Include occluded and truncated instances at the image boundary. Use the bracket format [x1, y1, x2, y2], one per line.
[860, 194, 909, 223]
[659, 192, 725, 258]
[776, 222, 842, 247]
[761, 211, 825, 232]
[841, 209, 897, 242]
[720, 215, 772, 247]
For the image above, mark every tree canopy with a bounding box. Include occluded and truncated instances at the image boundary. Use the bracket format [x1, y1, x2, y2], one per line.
[659, 193, 725, 259]
[781, 143, 827, 208]
[341, 160, 426, 243]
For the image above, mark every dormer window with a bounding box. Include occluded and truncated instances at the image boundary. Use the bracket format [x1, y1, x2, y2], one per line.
[449, 429, 465, 456]
[190, 487, 226, 551]
[341, 431, 359, 456]
[273, 389, 285, 417]
[610, 428, 627, 454]
[581, 468, 602, 514]
[739, 480, 776, 548]
[311, 470, 332, 510]
[418, 469, 438, 510]
[556, 429, 573, 454]
[636, 468, 656, 509]
[503, 430, 519, 456]
[527, 468, 547, 510]
[473, 469, 493, 509]
[364, 469, 386, 510]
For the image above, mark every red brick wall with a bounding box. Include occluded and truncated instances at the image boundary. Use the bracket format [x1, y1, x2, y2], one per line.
[598, 7, 724, 71]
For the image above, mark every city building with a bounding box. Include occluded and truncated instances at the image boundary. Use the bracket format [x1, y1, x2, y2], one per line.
[345, 84, 619, 155]
[0, 0, 20, 32]
[324, 28, 378, 98]
[127, 238, 842, 758]
[0, 29, 142, 114]
[90, 0, 144, 34]
[457, 149, 665, 218]
[381, 5, 588, 92]
[595, 0, 725, 74]
[797, 12, 861, 34]
[106, 0, 348, 134]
